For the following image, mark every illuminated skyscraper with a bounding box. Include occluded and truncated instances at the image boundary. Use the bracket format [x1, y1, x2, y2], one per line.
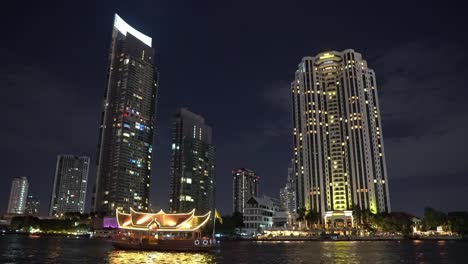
[49, 155, 89, 216]
[291, 50, 390, 226]
[7, 177, 29, 214]
[232, 168, 260, 214]
[169, 108, 215, 214]
[93, 14, 158, 215]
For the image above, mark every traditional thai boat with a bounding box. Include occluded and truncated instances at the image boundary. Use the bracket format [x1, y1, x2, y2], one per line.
[112, 208, 216, 252]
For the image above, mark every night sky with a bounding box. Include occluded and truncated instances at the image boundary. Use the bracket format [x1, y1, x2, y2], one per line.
[1, 1, 467, 216]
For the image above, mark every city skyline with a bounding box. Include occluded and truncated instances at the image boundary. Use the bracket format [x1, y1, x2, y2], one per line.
[1, 1, 467, 217]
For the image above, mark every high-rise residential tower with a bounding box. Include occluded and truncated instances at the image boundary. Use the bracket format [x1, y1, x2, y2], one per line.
[26, 195, 40, 216]
[49, 155, 90, 216]
[169, 108, 215, 214]
[7, 177, 29, 214]
[93, 14, 158, 215]
[279, 160, 296, 213]
[232, 168, 260, 214]
[291, 50, 390, 226]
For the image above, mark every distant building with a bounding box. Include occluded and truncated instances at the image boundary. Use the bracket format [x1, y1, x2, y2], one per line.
[49, 155, 90, 216]
[291, 50, 391, 227]
[272, 211, 296, 228]
[169, 108, 215, 214]
[92, 14, 158, 215]
[25, 195, 40, 216]
[243, 195, 280, 234]
[279, 160, 296, 213]
[7, 177, 29, 214]
[232, 168, 259, 214]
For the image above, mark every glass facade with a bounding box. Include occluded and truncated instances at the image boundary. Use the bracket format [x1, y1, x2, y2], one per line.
[93, 14, 158, 215]
[49, 155, 89, 216]
[169, 108, 215, 214]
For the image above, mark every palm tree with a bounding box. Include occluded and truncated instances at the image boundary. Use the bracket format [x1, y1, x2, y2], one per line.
[351, 204, 363, 228]
[305, 210, 320, 229]
[296, 207, 307, 229]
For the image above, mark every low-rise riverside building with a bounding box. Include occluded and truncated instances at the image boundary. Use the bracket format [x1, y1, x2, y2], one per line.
[243, 196, 279, 235]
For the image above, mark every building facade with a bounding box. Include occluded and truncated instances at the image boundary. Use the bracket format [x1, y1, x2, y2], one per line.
[26, 195, 40, 216]
[291, 50, 391, 225]
[169, 108, 215, 214]
[279, 160, 297, 213]
[49, 155, 90, 216]
[93, 14, 158, 215]
[7, 177, 29, 214]
[232, 168, 260, 214]
[243, 196, 280, 234]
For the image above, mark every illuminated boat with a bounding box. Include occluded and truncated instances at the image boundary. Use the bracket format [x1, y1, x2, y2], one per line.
[112, 208, 215, 252]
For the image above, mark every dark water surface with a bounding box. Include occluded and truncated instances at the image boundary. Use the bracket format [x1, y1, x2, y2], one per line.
[0, 235, 467, 263]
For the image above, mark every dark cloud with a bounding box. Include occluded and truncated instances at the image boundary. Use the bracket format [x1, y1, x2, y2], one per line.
[374, 42, 468, 181]
[262, 81, 291, 111]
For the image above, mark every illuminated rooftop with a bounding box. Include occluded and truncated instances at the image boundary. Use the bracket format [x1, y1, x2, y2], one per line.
[113, 14, 152, 47]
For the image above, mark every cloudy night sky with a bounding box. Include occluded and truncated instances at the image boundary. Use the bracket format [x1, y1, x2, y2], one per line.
[1, 1, 467, 216]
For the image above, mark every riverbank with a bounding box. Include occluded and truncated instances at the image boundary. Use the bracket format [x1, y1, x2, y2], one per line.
[231, 235, 464, 242]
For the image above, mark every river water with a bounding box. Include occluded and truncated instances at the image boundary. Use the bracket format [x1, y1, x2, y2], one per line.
[0, 235, 466, 263]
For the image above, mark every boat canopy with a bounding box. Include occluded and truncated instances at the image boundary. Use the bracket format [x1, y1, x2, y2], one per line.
[116, 208, 211, 232]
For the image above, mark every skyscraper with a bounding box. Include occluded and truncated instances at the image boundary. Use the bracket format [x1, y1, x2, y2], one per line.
[93, 14, 158, 215]
[232, 168, 259, 214]
[279, 160, 296, 213]
[7, 177, 29, 214]
[49, 155, 90, 216]
[26, 194, 40, 216]
[291, 50, 390, 226]
[169, 108, 215, 214]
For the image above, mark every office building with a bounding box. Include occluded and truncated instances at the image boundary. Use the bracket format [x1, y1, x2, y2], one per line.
[232, 168, 259, 214]
[93, 14, 158, 215]
[169, 108, 215, 214]
[291, 50, 391, 227]
[49, 155, 90, 216]
[7, 177, 29, 214]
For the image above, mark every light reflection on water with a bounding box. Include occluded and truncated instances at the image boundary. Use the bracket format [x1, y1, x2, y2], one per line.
[108, 250, 216, 264]
[0, 235, 466, 263]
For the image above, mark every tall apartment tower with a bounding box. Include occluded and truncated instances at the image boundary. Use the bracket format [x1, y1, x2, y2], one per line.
[280, 160, 297, 213]
[291, 50, 390, 225]
[7, 177, 29, 214]
[169, 108, 215, 214]
[232, 168, 260, 214]
[49, 155, 90, 216]
[93, 14, 158, 215]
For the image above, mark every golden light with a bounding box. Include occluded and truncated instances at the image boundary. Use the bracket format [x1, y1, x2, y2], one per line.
[136, 215, 152, 225]
[166, 220, 176, 226]
[319, 53, 334, 60]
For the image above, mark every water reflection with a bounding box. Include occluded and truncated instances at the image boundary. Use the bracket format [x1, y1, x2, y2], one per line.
[108, 250, 216, 264]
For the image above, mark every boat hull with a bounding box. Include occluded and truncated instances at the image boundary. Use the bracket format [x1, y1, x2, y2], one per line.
[112, 239, 215, 252]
